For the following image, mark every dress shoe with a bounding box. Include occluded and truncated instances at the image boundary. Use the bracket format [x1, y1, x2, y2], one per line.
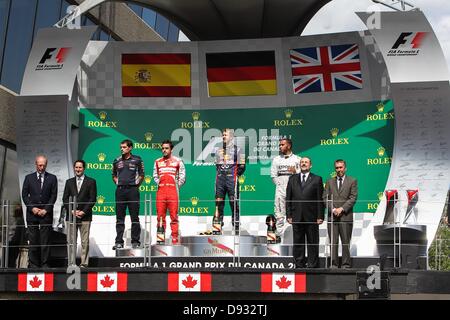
[112, 243, 124, 250]
[342, 265, 351, 269]
[131, 242, 141, 249]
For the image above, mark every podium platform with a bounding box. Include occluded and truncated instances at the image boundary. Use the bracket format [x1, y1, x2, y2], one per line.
[114, 233, 292, 257]
[374, 224, 427, 269]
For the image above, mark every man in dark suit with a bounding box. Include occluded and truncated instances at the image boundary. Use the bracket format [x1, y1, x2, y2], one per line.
[286, 157, 324, 268]
[323, 159, 358, 268]
[63, 159, 97, 267]
[21, 155, 57, 268]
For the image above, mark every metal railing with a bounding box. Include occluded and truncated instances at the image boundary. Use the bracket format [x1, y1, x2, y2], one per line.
[0, 197, 447, 270]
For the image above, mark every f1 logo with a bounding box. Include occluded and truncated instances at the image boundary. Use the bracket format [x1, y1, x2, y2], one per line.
[39, 47, 71, 64]
[392, 32, 427, 49]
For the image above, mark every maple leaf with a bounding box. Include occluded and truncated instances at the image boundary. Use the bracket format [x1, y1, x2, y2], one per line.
[182, 275, 198, 288]
[100, 275, 115, 288]
[275, 276, 291, 289]
[29, 276, 42, 288]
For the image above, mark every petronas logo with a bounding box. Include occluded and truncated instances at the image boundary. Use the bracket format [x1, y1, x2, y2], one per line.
[97, 195, 105, 204]
[330, 128, 339, 138]
[97, 153, 106, 162]
[191, 197, 199, 206]
[144, 132, 153, 142]
[378, 192, 384, 200]
[376, 102, 385, 113]
[284, 109, 293, 119]
[330, 171, 337, 178]
[238, 175, 246, 184]
[98, 111, 107, 120]
[377, 147, 385, 157]
[192, 112, 200, 121]
[144, 175, 152, 184]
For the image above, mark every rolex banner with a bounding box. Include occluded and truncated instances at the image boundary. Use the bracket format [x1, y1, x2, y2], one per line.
[79, 100, 394, 217]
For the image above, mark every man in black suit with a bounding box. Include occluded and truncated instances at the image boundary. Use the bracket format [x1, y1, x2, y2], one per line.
[21, 155, 57, 268]
[63, 160, 97, 267]
[323, 159, 357, 268]
[286, 157, 324, 268]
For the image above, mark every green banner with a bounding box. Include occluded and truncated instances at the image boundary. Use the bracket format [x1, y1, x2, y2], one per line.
[79, 100, 394, 217]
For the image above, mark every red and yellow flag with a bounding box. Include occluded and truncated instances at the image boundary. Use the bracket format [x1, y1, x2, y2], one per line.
[122, 53, 191, 97]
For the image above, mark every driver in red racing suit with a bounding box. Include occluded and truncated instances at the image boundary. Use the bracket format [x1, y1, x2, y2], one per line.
[153, 140, 186, 244]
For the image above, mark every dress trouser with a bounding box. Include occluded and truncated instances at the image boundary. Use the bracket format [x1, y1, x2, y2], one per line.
[67, 220, 91, 266]
[115, 186, 141, 244]
[27, 221, 52, 268]
[292, 221, 319, 268]
[328, 220, 353, 267]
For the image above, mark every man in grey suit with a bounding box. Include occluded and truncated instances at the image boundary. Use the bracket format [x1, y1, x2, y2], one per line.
[323, 159, 357, 268]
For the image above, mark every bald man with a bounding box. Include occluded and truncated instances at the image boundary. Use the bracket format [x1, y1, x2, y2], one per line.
[22, 155, 57, 268]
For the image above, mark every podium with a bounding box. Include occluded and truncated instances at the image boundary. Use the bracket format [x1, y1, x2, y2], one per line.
[374, 224, 427, 269]
[115, 233, 292, 257]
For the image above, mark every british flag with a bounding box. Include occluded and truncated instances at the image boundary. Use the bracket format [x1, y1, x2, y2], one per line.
[290, 44, 362, 94]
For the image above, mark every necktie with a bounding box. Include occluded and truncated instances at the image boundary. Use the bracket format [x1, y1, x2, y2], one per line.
[338, 177, 342, 190]
[302, 174, 306, 184]
[77, 178, 82, 192]
[38, 174, 43, 189]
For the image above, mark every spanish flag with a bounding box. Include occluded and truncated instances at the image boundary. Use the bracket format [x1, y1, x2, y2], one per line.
[206, 51, 277, 97]
[122, 53, 191, 97]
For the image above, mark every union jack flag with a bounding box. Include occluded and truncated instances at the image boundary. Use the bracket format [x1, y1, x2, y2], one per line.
[290, 44, 362, 94]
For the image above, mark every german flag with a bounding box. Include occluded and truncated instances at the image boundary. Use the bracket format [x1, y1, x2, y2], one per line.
[206, 51, 277, 97]
[122, 53, 191, 97]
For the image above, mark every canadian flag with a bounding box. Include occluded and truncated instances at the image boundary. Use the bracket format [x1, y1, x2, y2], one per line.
[87, 272, 128, 292]
[18, 273, 54, 292]
[261, 273, 306, 293]
[168, 272, 212, 292]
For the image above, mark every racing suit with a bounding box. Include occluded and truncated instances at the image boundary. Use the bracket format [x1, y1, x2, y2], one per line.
[153, 156, 186, 243]
[270, 152, 301, 236]
[214, 143, 245, 231]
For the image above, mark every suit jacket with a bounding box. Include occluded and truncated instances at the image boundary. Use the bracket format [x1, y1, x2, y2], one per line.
[22, 171, 58, 223]
[62, 176, 97, 222]
[323, 176, 358, 222]
[286, 172, 324, 222]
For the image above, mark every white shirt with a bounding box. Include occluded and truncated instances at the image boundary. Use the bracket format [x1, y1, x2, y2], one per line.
[76, 175, 85, 191]
[300, 172, 310, 182]
[36, 172, 45, 187]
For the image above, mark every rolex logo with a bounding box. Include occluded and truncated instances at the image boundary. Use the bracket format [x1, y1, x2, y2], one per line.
[191, 197, 199, 206]
[192, 112, 200, 121]
[378, 192, 384, 201]
[98, 111, 107, 121]
[144, 175, 152, 184]
[284, 109, 293, 119]
[377, 147, 385, 157]
[144, 132, 153, 142]
[97, 153, 106, 162]
[330, 128, 339, 138]
[376, 102, 385, 113]
[97, 195, 105, 205]
[238, 175, 246, 184]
